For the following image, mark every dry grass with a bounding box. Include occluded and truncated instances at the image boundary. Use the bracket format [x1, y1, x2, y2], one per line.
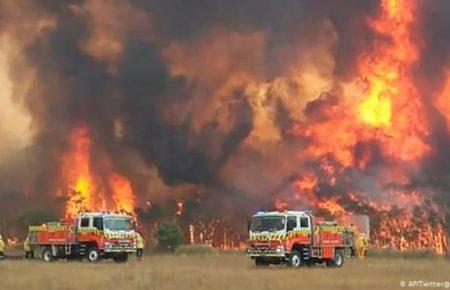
[0, 251, 449, 290]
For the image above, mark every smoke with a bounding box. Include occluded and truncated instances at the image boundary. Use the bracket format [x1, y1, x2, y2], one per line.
[0, 0, 449, 249]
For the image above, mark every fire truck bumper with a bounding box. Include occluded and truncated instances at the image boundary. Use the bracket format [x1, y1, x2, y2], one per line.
[246, 246, 285, 257]
[104, 248, 136, 253]
[104, 243, 136, 253]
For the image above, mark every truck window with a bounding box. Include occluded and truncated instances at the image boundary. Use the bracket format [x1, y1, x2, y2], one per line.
[80, 218, 90, 228]
[105, 218, 134, 231]
[93, 217, 103, 231]
[287, 216, 297, 231]
[250, 216, 285, 232]
[300, 217, 309, 228]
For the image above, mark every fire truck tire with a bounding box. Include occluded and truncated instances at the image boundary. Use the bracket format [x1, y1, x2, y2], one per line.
[328, 251, 344, 267]
[254, 257, 269, 267]
[86, 247, 101, 263]
[42, 248, 53, 262]
[113, 254, 128, 263]
[288, 250, 302, 268]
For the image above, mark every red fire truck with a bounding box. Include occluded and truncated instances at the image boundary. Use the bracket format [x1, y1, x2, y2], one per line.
[28, 212, 137, 263]
[246, 210, 355, 267]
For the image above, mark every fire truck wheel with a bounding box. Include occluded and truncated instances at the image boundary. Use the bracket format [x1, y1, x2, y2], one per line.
[330, 251, 344, 267]
[288, 250, 302, 268]
[86, 247, 101, 263]
[42, 248, 53, 262]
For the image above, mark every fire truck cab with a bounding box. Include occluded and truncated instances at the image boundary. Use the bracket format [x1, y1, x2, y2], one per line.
[28, 212, 137, 263]
[246, 210, 354, 267]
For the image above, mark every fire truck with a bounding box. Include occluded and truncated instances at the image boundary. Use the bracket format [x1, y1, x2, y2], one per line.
[28, 212, 137, 263]
[246, 210, 355, 267]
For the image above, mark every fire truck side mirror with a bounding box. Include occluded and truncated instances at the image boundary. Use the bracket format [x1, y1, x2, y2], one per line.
[247, 221, 251, 232]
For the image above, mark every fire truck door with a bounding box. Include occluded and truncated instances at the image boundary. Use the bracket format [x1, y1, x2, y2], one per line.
[299, 216, 310, 237]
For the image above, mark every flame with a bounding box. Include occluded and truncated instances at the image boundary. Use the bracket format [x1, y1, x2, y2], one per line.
[294, 174, 317, 198]
[189, 224, 195, 244]
[318, 199, 346, 216]
[372, 214, 448, 255]
[63, 124, 101, 217]
[109, 173, 135, 214]
[274, 199, 289, 211]
[6, 237, 19, 247]
[357, 0, 418, 128]
[186, 219, 232, 247]
[356, 0, 429, 161]
[288, 0, 448, 255]
[176, 201, 184, 216]
[435, 71, 450, 131]
[62, 124, 135, 217]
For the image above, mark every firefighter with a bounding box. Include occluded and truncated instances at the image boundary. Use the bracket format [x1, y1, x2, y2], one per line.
[0, 235, 5, 259]
[24, 235, 34, 259]
[135, 231, 144, 259]
[356, 233, 368, 259]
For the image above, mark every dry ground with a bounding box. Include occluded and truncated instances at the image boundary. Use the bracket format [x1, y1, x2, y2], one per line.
[0, 252, 449, 290]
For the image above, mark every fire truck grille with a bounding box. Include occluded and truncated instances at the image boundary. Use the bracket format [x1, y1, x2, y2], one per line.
[246, 247, 284, 257]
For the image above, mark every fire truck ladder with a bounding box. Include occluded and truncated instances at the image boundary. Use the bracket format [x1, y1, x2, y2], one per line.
[79, 244, 87, 256]
[302, 247, 311, 261]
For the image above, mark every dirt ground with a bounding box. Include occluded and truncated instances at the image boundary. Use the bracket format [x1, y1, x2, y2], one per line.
[0, 252, 449, 290]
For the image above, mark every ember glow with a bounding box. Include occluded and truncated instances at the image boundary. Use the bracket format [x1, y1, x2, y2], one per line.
[0, 0, 449, 254]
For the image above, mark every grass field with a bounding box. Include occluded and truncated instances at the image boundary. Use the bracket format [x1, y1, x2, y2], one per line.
[0, 251, 449, 290]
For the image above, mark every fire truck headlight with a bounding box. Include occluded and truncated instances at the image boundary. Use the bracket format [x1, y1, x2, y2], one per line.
[275, 245, 284, 254]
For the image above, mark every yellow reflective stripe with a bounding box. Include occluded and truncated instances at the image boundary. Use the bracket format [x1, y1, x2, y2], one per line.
[319, 225, 354, 233]
[29, 225, 71, 232]
[105, 232, 134, 239]
[249, 226, 353, 241]
[77, 228, 103, 235]
[250, 229, 311, 241]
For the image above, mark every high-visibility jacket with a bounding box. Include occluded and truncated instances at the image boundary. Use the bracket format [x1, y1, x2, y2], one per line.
[0, 239, 5, 252]
[357, 235, 368, 248]
[136, 233, 144, 249]
[356, 235, 368, 258]
[24, 239, 30, 252]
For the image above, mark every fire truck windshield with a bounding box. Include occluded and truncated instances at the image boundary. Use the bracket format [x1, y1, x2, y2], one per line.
[250, 216, 286, 232]
[105, 218, 133, 231]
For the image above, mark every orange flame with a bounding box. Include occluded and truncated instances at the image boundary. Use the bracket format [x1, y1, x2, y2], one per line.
[62, 124, 135, 217]
[357, 0, 429, 161]
[318, 199, 345, 216]
[357, 0, 418, 127]
[289, 0, 448, 255]
[109, 173, 135, 214]
[435, 71, 450, 131]
[62, 124, 102, 217]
